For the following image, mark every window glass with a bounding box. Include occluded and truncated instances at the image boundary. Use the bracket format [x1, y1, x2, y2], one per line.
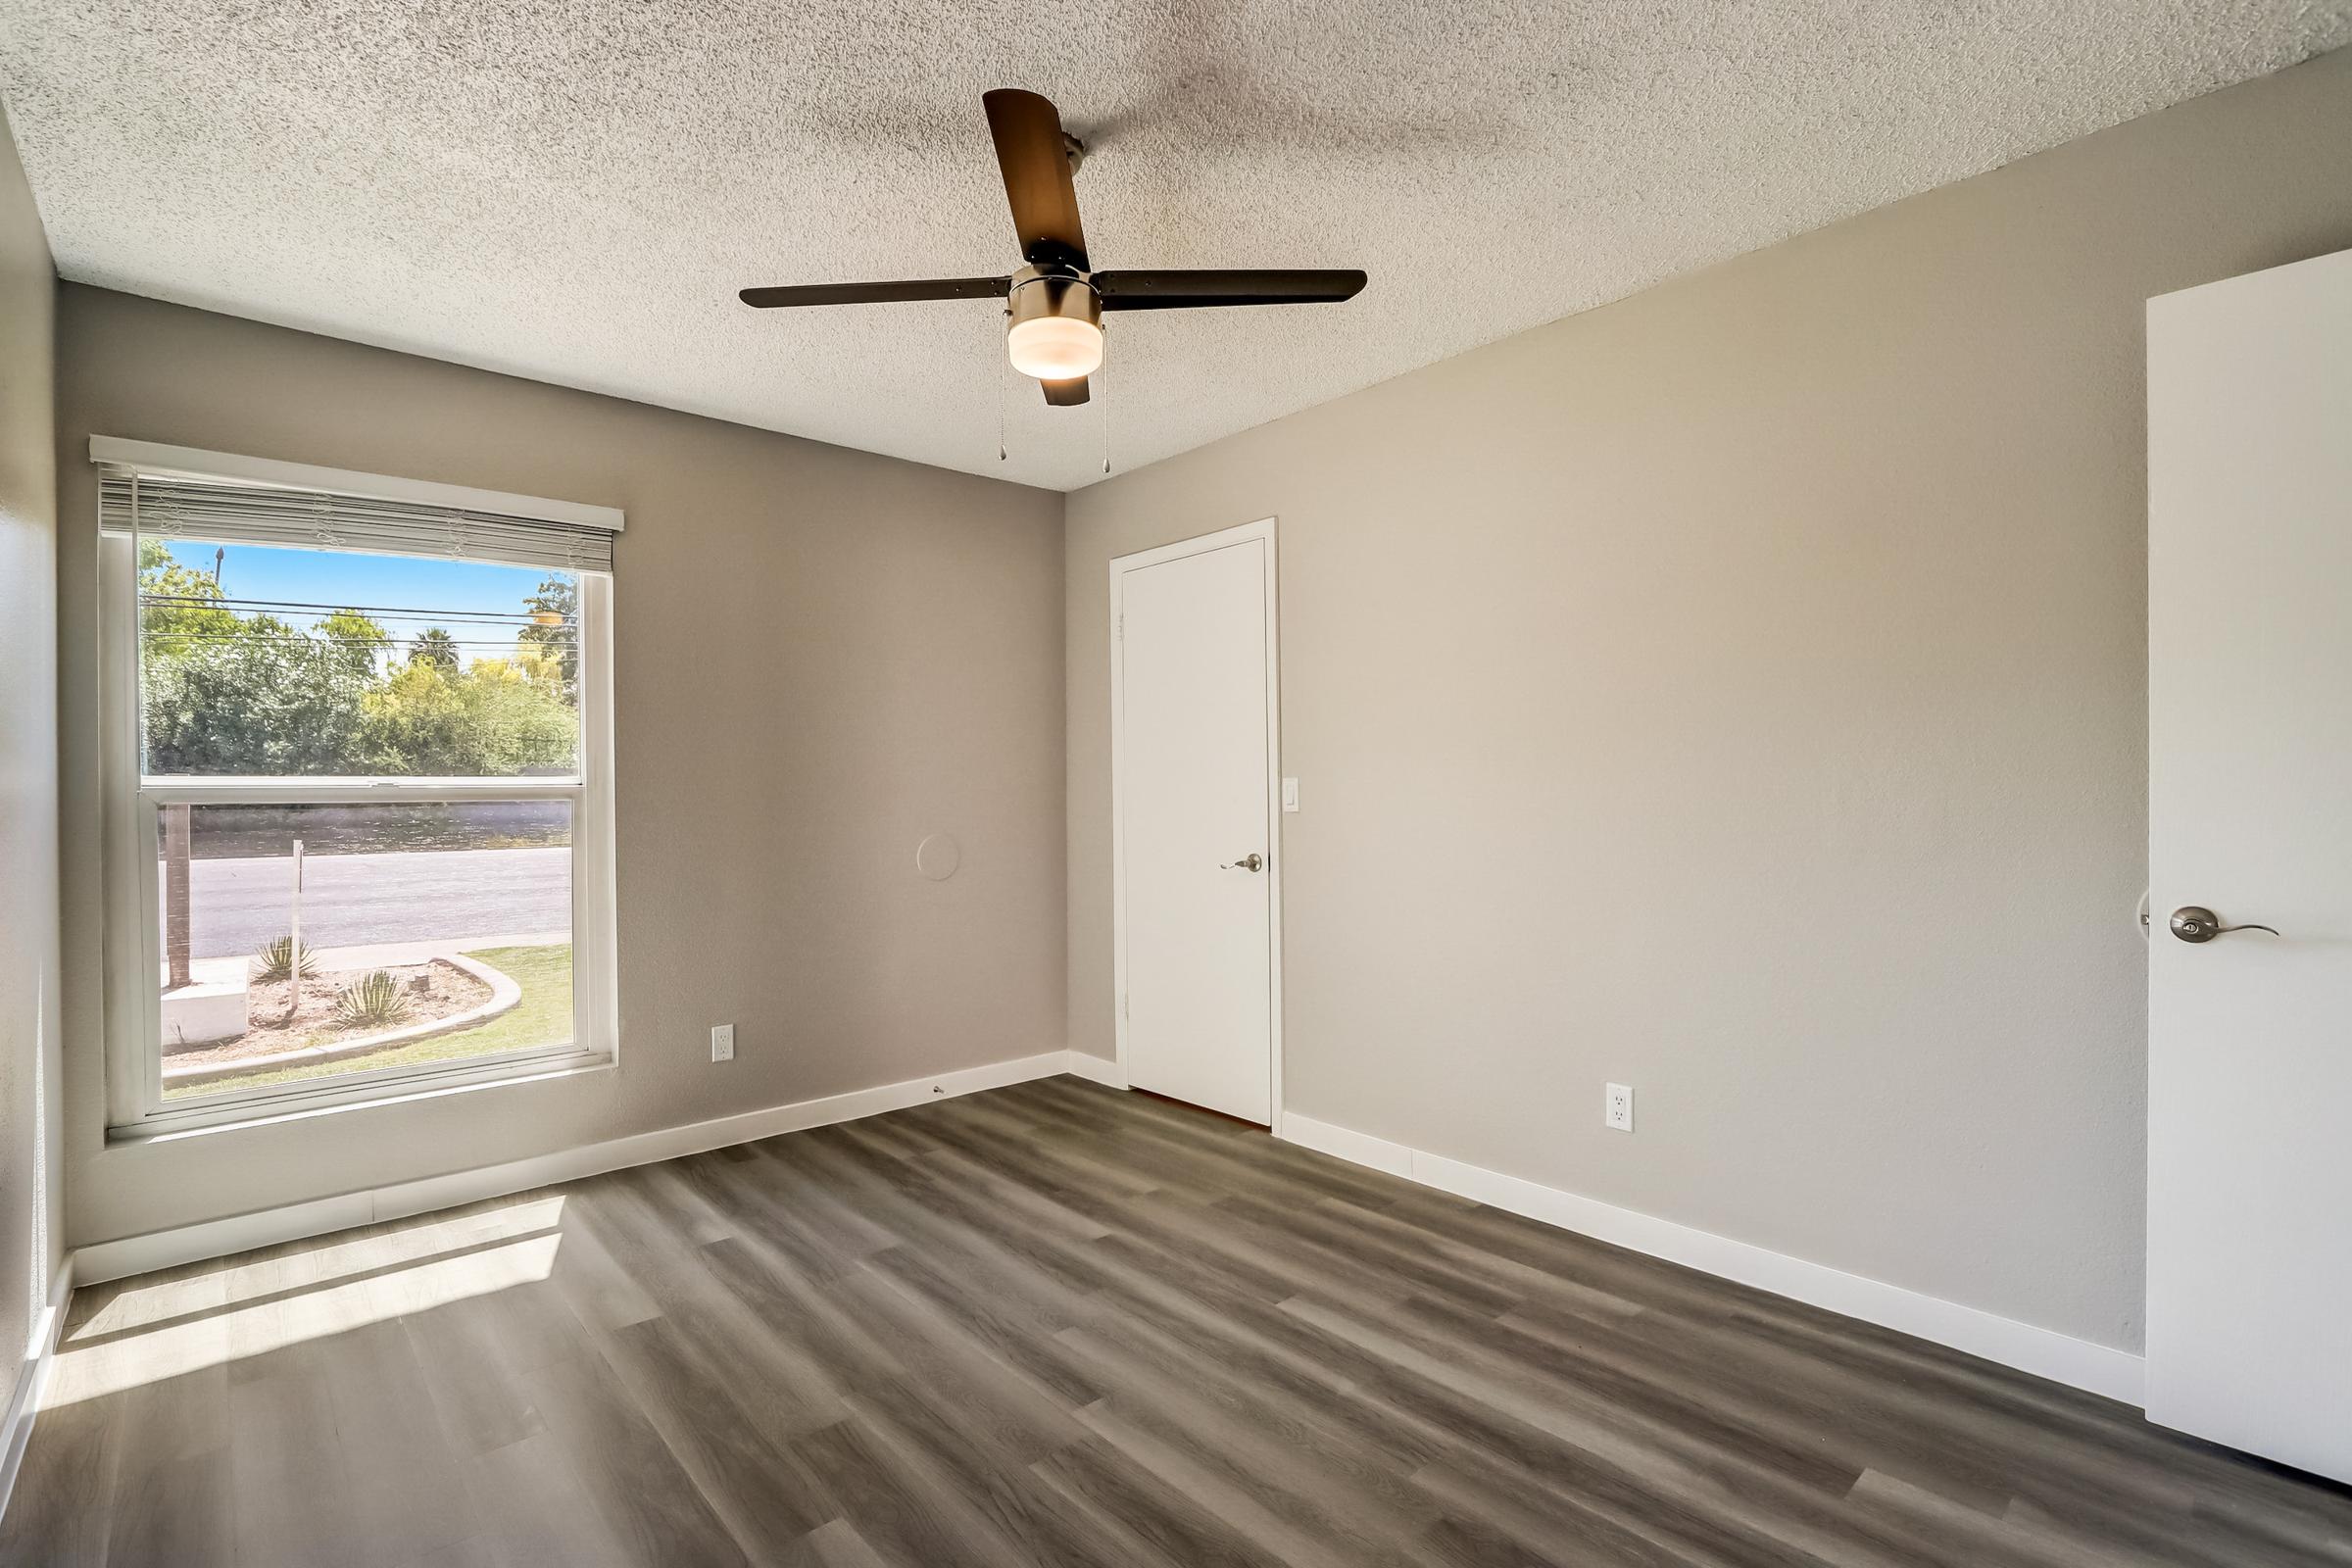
[112, 511, 610, 1131]
[138, 537, 579, 777]
[158, 802, 575, 1102]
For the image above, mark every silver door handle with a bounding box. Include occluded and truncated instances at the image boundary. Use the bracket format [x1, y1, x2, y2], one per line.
[2169, 906, 2279, 943]
[1220, 853, 1264, 872]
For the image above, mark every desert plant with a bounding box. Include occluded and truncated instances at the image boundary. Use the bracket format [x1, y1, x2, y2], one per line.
[251, 935, 318, 983]
[332, 969, 413, 1031]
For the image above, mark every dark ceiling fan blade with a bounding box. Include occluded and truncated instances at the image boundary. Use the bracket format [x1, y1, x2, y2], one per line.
[982, 89, 1088, 270]
[1041, 375, 1091, 407]
[1092, 269, 1368, 311]
[739, 277, 1009, 308]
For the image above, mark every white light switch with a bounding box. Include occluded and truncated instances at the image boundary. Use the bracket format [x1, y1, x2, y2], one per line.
[710, 1024, 736, 1062]
[1604, 1083, 1634, 1132]
[1282, 777, 1299, 813]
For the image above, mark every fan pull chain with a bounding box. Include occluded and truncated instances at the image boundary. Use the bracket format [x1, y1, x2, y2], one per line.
[996, 307, 1009, 464]
[1100, 347, 1111, 475]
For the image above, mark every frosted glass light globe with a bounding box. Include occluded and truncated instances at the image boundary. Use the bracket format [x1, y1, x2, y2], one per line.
[1007, 316, 1103, 379]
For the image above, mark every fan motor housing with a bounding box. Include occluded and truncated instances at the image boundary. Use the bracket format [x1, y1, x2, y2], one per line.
[1007, 265, 1101, 331]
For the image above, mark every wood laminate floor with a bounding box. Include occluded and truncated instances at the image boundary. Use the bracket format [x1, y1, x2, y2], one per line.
[6, 1075, 2350, 1566]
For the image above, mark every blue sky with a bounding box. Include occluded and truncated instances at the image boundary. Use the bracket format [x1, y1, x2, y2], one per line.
[160, 540, 563, 659]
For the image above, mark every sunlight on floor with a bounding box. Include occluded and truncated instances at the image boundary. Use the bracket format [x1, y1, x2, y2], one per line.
[48, 1195, 565, 1406]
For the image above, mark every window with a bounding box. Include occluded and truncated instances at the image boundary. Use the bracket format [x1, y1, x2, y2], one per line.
[97, 440, 619, 1135]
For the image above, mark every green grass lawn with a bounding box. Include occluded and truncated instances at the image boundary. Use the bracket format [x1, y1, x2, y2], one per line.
[164, 943, 573, 1100]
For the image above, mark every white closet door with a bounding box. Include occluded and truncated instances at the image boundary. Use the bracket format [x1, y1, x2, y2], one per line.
[1114, 528, 1277, 1124]
[2147, 246, 2352, 1484]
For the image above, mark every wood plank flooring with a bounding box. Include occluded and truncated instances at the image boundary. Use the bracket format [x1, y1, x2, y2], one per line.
[7, 1074, 2351, 1566]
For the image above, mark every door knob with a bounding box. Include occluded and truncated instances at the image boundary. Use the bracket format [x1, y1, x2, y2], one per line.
[1220, 853, 1264, 872]
[2169, 906, 2280, 943]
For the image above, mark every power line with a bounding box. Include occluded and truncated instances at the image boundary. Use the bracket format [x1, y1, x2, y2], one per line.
[140, 594, 567, 624]
[142, 632, 571, 648]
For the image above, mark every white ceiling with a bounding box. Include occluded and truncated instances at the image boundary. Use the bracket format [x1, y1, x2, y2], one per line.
[2, 3, 2344, 492]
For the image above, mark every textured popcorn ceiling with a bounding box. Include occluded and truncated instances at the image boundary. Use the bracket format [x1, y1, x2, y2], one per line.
[2, 3, 2345, 491]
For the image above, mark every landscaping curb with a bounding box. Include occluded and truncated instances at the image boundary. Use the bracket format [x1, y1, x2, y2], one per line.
[162, 953, 524, 1089]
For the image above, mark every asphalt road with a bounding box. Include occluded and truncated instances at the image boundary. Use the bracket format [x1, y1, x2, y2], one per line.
[167, 846, 571, 960]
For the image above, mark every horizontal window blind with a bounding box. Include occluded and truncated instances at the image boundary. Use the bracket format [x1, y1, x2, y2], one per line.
[100, 468, 616, 573]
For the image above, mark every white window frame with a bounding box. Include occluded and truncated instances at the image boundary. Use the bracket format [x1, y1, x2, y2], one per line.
[98, 505, 620, 1139]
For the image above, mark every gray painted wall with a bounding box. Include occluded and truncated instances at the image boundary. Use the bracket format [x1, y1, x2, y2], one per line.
[54, 287, 1066, 1249]
[0, 100, 61, 1402]
[1064, 49, 2352, 1353]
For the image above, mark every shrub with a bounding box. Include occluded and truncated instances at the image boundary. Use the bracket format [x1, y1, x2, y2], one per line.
[332, 970, 413, 1031]
[251, 936, 318, 983]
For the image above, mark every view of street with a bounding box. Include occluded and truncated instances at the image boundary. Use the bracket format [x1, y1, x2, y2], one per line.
[162, 845, 570, 959]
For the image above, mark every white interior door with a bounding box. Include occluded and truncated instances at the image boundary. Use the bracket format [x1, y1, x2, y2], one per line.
[2147, 247, 2352, 1484]
[1113, 522, 1278, 1124]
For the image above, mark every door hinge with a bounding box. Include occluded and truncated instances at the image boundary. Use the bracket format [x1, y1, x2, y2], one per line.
[1115, 612, 1123, 642]
[1121, 993, 1129, 1020]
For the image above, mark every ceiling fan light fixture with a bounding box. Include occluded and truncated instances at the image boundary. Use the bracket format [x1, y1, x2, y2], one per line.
[1005, 268, 1102, 380]
[736, 90, 1366, 411]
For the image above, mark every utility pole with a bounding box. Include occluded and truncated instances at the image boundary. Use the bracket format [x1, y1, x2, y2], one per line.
[284, 837, 305, 1023]
[163, 805, 193, 990]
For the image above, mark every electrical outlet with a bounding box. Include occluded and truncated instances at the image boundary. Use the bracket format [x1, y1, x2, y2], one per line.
[1604, 1082, 1634, 1132]
[710, 1023, 735, 1063]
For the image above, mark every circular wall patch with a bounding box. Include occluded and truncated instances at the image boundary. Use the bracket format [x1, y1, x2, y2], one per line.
[915, 833, 961, 881]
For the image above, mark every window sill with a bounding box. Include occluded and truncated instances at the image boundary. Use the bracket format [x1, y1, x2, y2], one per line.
[107, 1051, 614, 1147]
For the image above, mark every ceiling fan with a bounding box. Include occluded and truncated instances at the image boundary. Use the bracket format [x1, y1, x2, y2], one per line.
[739, 88, 1367, 407]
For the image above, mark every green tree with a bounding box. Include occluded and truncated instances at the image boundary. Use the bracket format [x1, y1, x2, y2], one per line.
[517, 575, 578, 699]
[139, 538, 383, 773]
[355, 652, 575, 776]
[137, 538, 240, 660]
[144, 630, 375, 774]
[408, 626, 459, 669]
[316, 608, 392, 680]
[456, 654, 578, 774]
[137, 548, 574, 778]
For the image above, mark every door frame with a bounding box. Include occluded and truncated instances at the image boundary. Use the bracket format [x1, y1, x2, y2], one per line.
[1108, 515, 1284, 1127]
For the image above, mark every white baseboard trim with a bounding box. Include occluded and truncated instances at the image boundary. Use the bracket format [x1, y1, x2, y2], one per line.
[1280, 1111, 1415, 1177]
[0, 1254, 75, 1529]
[1279, 1111, 2145, 1407]
[1060, 1052, 1129, 1089]
[74, 1051, 1086, 1287]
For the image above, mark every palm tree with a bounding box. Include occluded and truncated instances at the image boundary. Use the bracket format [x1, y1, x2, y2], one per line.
[519, 577, 578, 696]
[409, 626, 459, 669]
